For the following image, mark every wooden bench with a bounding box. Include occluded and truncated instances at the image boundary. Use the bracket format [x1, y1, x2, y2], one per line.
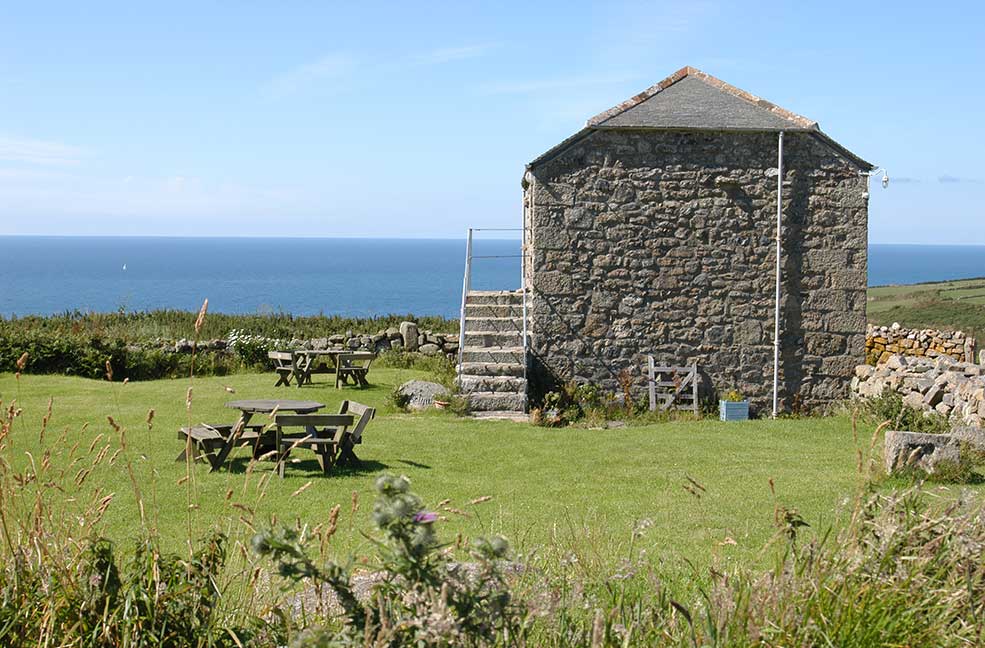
[275, 400, 376, 477]
[268, 351, 300, 387]
[336, 400, 375, 465]
[176, 423, 270, 469]
[335, 352, 375, 389]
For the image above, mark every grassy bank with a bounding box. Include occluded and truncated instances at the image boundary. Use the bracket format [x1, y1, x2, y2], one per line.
[868, 277, 985, 332]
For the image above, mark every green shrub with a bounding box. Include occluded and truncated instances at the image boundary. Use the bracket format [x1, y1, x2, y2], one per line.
[386, 386, 412, 412]
[859, 388, 951, 433]
[226, 329, 288, 368]
[0, 328, 239, 380]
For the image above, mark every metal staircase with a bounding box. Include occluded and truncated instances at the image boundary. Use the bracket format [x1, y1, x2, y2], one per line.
[456, 229, 528, 419]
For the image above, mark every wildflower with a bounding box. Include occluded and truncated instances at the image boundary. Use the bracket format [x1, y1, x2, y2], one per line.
[414, 511, 438, 524]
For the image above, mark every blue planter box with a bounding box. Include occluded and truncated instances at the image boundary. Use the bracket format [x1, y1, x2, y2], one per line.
[719, 400, 749, 421]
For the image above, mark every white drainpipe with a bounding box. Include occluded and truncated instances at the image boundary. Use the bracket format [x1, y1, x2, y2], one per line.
[772, 131, 784, 418]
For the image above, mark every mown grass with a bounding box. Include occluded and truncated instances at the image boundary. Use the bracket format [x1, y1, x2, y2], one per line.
[0, 370, 930, 576]
[4, 370, 985, 645]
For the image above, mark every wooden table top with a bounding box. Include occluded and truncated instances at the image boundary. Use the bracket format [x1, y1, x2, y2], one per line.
[224, 399, 324, 414]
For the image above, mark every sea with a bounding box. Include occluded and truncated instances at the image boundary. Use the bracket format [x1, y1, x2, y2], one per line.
[1, 237, 983, 319]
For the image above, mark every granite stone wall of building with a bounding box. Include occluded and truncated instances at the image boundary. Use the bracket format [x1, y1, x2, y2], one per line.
[523, 129, 869, 414]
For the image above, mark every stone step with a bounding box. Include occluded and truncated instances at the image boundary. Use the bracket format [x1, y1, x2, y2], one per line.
[470, 410, 530, 422]
[457, 375, 527, 393]
[464, 315, 524, 331]
[460, 347, 524, 364]
[465, 303, 525, 318]
[465, 290, 523, 306]
[463, 330, 523, 347]
[465, 392, 527, 412]
[458, 361, 525, 377]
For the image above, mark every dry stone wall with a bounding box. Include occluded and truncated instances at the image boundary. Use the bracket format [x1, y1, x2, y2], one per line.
[524, 129, 868, 413]
[141, 321, 458, 357]
[866, 323, 976, 365]
[852, 354, 985, 426]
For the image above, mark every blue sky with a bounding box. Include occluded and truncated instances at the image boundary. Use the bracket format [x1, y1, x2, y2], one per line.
[1, 1, 982, 242]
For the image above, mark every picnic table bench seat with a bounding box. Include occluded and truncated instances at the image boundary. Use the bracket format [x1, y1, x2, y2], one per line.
[335, 352, 375, 389]
[268, 349, 374, 388]
[276, 400, 376, 477]
[176, 423, 270, 466]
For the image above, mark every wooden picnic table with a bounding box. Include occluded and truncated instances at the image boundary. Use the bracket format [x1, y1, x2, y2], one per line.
[269, 349, 346, 387]
[184, 399, 325, 472]
[269, 349, 375, 389]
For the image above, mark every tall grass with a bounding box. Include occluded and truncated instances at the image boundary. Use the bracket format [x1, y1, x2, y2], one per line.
[1, 310, 457, 342]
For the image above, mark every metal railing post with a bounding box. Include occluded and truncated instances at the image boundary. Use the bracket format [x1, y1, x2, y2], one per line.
[457, 228, 473, 376]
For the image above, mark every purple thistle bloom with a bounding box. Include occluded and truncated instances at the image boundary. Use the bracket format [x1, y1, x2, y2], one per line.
[414, 511, 438, 524]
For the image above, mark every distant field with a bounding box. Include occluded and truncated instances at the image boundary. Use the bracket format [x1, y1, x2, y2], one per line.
[867, 277, 985, 333]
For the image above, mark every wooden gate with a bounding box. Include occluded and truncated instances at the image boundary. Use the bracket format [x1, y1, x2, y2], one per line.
[646, 358, 698, 413]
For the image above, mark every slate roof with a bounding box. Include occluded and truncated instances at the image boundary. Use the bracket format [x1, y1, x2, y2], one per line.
[528, 66, 872, 170]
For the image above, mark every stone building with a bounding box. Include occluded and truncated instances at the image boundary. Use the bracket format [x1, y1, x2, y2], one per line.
[520, 66, 873, 414]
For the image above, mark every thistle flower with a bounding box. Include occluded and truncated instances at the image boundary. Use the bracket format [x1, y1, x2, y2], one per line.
[414, 511, 438, 524]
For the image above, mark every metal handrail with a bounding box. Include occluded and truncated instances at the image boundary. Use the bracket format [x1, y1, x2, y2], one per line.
[457, 226, 532, 413]
[520, 221, 528, 389]
[457, 228, 473, 376]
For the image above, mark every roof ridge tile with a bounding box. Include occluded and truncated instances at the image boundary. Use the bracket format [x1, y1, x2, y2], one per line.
[587, 65, 816, 130]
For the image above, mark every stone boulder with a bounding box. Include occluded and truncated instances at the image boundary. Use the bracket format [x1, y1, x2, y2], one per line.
[884, 430, 961, 475]
[373, 337, 392, 353]
[396, 380, 448, 410]
[419, 343, 441, 356]
[399, 322, 419, 352]
[951, 426, 985, 452]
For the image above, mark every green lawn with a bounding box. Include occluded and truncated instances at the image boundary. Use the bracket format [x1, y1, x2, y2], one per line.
[868, 277, 985, 332]
[0, 369, 938, 577]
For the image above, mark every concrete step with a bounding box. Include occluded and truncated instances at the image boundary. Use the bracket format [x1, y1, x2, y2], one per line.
[465, 317, 523, 333]
[458, 361, 524, 377]
[465, 304, 525, 320]
[458, 375, 527, 393]
[463, 330, 523, 347]
[465, 392, 527, 412]
[460, 347, 524, 364]
[466, 291, 523, 306]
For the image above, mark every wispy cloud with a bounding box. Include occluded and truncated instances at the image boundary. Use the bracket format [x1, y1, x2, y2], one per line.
[413, 44, 497, 65]
[890, 176, 920, 184]
[474, 73, 640, 96]
[0, 135, 86, 166]
[938, 175, 981, 184]
[262, 53, 356, 98]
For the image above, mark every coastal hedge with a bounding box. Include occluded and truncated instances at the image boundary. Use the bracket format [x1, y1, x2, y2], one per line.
[0, 328, 237, 380]
[0, 310, 455, 342]
[0, 310, 458, 380]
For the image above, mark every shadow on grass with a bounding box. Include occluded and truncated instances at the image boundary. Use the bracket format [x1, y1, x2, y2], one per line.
[395, 459, 432, 469]
[221, 456, 391, 476]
